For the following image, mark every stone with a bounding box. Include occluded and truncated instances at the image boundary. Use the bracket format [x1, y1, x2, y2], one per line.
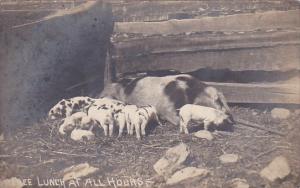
[0, 133, 4, 141]
[62, 163, 99, 181]
[0, 177, 23, 188]
[260, 156, 291, 182]
[219, 154, 239, 163]
[229, 178, 249, 188]
[271, 108, 290, 120]
[70, 129, 95, 141]
[294, 109, 300, 115]
[166, 167, 209, 185]
[153, 143, 190, 177]
[252, 111, 258, 116]
[194, 130, 214, 140]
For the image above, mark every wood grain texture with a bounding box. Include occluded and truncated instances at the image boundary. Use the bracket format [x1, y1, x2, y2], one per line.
[111, 0, 300, 22]
[205, 82, 300, 104]
[113, 43, 300, 74]
[114, 10, 300, 35]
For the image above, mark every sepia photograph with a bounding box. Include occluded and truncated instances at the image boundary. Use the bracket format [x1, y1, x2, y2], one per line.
[0, 0, 299, 187]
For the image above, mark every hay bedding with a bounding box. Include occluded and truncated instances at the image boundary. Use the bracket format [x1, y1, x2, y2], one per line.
[0, 106, 299, 188]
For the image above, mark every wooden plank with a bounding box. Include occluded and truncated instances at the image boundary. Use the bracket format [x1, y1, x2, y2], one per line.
[111, 10, 300, 76]
[111, 0, 300, 22]
[0, 0, 87, 10]
[205, 82, 300, 104]
[112, 30, 300, 57]
[113, 44, 300, 75]
[114, 10, 300, 35]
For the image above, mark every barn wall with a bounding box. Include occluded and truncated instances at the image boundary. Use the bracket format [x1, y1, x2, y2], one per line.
[110, 1, 300, 104]
[0, 1, 113, 132]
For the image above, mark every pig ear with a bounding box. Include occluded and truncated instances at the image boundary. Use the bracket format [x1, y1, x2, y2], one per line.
[60, 100, 66, 105]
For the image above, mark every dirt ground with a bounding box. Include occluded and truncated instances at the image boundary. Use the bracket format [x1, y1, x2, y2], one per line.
[0, 105, 299, 188]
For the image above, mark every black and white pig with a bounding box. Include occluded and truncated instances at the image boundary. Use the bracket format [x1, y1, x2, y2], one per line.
[99, 74, 232, 125]
[48, 96, 94, 120]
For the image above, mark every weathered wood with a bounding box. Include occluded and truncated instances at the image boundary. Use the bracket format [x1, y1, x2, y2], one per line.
[114, 10, 300, 35]
[113, 44, 300, 74]
[112, 30, 300, 57]
[205, 82, 300, 104]
[111, 10, 300, 74]
[111, 0, 300, 22]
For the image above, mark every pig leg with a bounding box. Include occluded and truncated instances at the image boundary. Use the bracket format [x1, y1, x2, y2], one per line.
[140, 120, 147, 136]
[118, 116, 126, 137]
[101, 123, 109, 136]
[179, 116, 189, 134]
[153, 114, 162, 126]
[135, 123, 141, 140]
[109, 123, 114, 137]
[203, 120, 211, 130]
[129, 122, 135, 135]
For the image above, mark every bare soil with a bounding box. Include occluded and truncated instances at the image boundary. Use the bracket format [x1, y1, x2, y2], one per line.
[0, 106, 299, 188]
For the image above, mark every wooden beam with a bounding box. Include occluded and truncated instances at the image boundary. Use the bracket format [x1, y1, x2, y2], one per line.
[111, 1, 300, 22]
[114, 10, 300, 35]
[113, 44, 300, 74]
[205, 81, 300, 104]
[112, 30, 300, 57]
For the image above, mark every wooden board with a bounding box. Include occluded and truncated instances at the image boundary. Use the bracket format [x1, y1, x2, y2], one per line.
[111, 0, 300, 22]
[113, 40, 300, 74]
[114, 10, 300, 35]
[206, 81, 300, 104]
[111, 9, 300, 76]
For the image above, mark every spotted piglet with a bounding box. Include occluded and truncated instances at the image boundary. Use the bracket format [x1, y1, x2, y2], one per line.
[124, 105, 161, 139]
[48, 96, 94, 120]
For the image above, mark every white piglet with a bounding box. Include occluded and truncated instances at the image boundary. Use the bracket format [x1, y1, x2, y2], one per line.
[70, 129, 95, 141]
[87, 105, 115, 137]
[124, 105, 139, 136]
[124, 105, 161, 139]
[59, 112, 90, 135]
[178, 104, 231, 134]
[138, 105, 162, 136]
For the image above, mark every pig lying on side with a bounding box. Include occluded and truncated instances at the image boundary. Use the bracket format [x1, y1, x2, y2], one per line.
[99, 74, 231, 125]
[70, 129, 95, 141]
[59, 112, 93, 135]
[178, 104, 233, 134]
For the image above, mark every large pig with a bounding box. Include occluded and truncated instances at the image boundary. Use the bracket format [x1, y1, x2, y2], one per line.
[99, 73, 231, 125]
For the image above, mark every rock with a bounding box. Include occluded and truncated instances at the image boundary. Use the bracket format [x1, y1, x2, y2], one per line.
[219, 154, 239, 163]
[70, 129, 94, 141]
[62, 162, 99, 181]
[260, 156, 290, 182]
[271, 108, 290, 120]
[166, 167, 209, 185]
[153, 143, 190, 177]
[0, 133, 4, 141]
[294, 109, 300, 115]
[228, 178, 249, 188]
[194, 130, 214, 140]
[252, 111, 258, 116]
[0, 177, 24, 188]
